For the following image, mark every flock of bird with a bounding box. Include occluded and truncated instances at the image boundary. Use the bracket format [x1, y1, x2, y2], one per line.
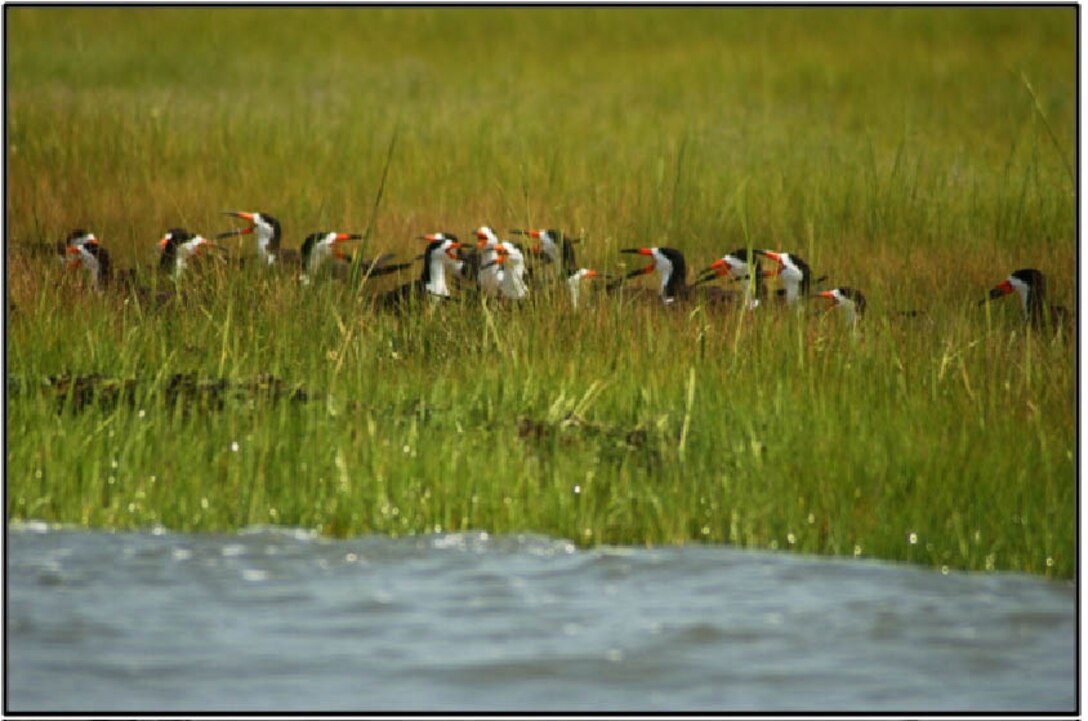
[56, 210, 1068, 331]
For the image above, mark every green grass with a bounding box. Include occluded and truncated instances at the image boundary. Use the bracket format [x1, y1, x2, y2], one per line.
[6, 7, 1076, 577]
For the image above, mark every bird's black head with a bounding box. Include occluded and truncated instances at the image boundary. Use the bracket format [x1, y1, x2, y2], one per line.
[300, 233, 325, 265]
[1012, 268, 1049, 321]
[1011, 268, 1045, 290]
[419, 239, 453, 283]
[262, 214, 282, 248]
[721, 248, 763, 283]
[840, 287, 867, 314]
[655, 248, 688, 298]
[657, 247, 687, 272]
[66, 229, 93, 245]
[158, 228, 190, 269]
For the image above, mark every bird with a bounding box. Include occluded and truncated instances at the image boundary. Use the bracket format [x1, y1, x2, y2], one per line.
[981, 269, 1070, 332]
[216, 211, 290, 266]
[755, 249, 823, 306]
[471, 226, 505, 297]
[818, 287, 866, 326]
[66, 233, 112, 289]
[158, 228, 216, 278]
[376, 237, 462, 311]
[608, 247, 690, 305]
[61, 229, 98, 268]
[510, 228, 580, 277]
[417, 232, 463, 275]
[693, 248, 766, 309]
[566, 268, 599, 309]
[300, 231, 359, 279]
[482, 243, 530, 300]
[298, 232, 409, 284]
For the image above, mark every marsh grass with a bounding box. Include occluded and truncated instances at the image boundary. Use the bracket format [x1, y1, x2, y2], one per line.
[6, 7, 1075, 577]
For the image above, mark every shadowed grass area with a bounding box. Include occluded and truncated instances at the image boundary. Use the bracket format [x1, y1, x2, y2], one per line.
[6, 7, 1075, 577]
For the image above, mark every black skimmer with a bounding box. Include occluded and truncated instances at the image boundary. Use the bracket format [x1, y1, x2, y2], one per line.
[472, 226, 505, 296]
[511, 228, 580, 277]
[377, 237, 462, 310]
[566, 268, 599, 309]
[755, 249, 823, 305]
[420, 232, 484, 292]
[818, 287, 866, 326]
[217, 211, 289, 266]
[981, 269, 1070, 331]
[694, 248, 766, 309]
[417, 232, 462, 273]
[158, 228, 216, 278]
[300, 231, 359, 279]
[62, 229, 98, 267]
[66, 233, 112, 289]
[298, 232, 409, 284]
[609, 247, 690, 305]
[482, 243, 530, 300]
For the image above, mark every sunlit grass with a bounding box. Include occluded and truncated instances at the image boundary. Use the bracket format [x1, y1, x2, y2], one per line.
[5, 7, 1075, 577]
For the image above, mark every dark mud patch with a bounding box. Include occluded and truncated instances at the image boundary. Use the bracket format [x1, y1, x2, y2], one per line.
[516, 413, 667, 469]
[14, 372, 312, 414]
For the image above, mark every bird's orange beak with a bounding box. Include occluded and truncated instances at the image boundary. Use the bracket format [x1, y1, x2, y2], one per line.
[218, 212, 254, 239]
[761, 251, 782, 277]
[231, 211, 255, 230]
[332, 233, 360, 260]
[709, 258, 732, 277]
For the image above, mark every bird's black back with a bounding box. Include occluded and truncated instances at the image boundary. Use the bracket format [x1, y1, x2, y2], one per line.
[658, 247, 689, 299]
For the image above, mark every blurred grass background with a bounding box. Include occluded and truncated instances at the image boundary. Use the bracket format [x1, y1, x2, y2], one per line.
[5, 7, 1076, 576]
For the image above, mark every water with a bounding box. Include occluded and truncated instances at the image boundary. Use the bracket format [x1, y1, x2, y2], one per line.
[7, 522, 1075, 712]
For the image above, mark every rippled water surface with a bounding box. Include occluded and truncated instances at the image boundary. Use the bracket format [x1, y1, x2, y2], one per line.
[7, 523, 1075, 712]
